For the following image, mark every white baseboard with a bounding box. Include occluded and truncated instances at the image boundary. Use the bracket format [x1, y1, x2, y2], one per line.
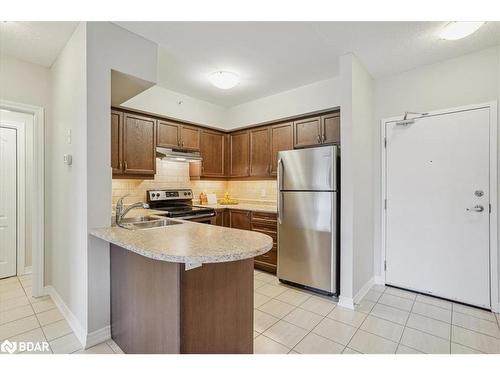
[374, 275, 385, 285]
[44, 285, 86, 347]
[22, 266, 32, 275]
[353, 277, 375, 305]
[86, 325, 111, 349]
[338, 295, 354, 309]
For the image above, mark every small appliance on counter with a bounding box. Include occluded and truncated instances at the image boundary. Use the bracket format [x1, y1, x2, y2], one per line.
[147, 189, 216, 224]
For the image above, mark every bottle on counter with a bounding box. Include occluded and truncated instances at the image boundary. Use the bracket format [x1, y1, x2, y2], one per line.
[199, 192, 208, 205]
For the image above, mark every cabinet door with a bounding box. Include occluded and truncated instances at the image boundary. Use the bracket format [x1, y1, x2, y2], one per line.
[229, 210, 251, 230]
[180, 125, 200, 150]
[270, 122, 293, 176]
[200, 130, 225, 177]
[229, 131, 250, 177]
[215, 209, 224, 226]
[321, 113, 340, 145]
[157, 120, 180, 148]
[249, 127, 270, 177]
[293, 117, 321, 148]
[111, 110, 123, 174]
[123, 113, 156, 175]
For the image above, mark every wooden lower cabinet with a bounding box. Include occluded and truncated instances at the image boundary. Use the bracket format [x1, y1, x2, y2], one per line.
[217, 209, 278, 274]
[110, 244, 253, 353]
[251, 212, 278, 274]
[229, 209, 252, 230]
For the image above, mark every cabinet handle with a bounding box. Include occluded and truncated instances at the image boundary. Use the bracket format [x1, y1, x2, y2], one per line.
[124, 161, 128, 170]
[119, 161, 122, 171]
[317, 134, 321, 143]
[322, 134, 326, 143]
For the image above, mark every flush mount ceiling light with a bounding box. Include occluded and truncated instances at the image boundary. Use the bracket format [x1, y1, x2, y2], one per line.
[208, 71, 240, 89]
[439, 21, 485, 40]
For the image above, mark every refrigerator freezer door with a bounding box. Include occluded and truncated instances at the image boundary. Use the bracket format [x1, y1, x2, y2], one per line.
[277, 191, 337, 293]
[278, 146, 337, 191]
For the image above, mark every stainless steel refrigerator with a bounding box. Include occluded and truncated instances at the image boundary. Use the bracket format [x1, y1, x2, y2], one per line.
[277, 146, 339, 295]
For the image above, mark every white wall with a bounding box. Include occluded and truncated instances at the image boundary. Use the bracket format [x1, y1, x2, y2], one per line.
[85, 22, 157, 338]
[123, 76, 340, 130]
[339, 53, 375, 307]
[373, 46, 500, 291]
[225, 77, 341, 129]
[122, 85, 227, 129]
[48, 23, 88, 336]
[0, 55, 51, 270]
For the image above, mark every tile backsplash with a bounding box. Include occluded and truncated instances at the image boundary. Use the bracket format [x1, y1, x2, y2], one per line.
[112, 159, 277, 209]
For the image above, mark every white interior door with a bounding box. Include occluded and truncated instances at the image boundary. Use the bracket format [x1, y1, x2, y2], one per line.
[385, 107, 491, 308]
[0, 127, 17, 278]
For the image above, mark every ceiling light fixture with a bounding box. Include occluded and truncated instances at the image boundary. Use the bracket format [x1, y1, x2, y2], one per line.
[439, 21, 485, 40]
[208, 71, 240, 89]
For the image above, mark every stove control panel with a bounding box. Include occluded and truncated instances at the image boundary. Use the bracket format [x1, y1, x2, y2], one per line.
[147, 189, 193, 201]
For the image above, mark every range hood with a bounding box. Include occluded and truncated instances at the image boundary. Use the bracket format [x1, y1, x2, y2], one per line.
[156, 147, 202, 162]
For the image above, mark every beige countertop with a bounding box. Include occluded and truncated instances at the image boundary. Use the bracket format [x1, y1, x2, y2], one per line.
[92, 210, 273, 264]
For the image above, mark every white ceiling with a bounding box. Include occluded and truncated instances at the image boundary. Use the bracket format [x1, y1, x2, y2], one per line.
[0, 21, 78, 67]
[117, 21, 500, 107]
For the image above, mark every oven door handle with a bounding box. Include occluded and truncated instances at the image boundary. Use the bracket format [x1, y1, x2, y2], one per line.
[176, 213, 216, 220]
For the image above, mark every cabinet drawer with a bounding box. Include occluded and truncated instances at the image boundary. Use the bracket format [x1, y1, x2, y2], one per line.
[251, 212, 277, 222]
[251, 227, 277, 242]
[255, 247, 277, 266]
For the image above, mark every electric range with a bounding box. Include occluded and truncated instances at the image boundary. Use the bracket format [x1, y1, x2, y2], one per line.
[147, 189, 216, 224]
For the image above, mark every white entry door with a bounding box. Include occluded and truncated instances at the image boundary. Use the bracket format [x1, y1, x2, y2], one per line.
[0, 127, 17, 278]
[385, 107, 492, 308]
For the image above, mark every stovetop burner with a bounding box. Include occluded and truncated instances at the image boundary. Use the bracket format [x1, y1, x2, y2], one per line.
[146, 189, 215, 220]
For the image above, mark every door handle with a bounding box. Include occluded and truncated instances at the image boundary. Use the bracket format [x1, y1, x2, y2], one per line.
[278, 192, 283, 225]
[466, 205, 484, 212]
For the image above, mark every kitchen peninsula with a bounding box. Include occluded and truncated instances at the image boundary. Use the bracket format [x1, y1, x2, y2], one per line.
[91, 217, 273, 354]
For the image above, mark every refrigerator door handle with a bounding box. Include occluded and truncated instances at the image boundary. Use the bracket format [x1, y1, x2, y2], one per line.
[277, 158, 283, 190]
[278, 192, 283, 224]
[277, 158, 283, 224]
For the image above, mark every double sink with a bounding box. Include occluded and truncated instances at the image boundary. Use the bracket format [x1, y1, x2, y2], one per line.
[117, 215, 183, 230]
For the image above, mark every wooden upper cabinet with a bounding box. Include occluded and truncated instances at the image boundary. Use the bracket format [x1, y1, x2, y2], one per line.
[122, 113, 156, 175]
[321, 112, 340, 145]
[229, 131, 250, 177]
[111, 110, 123, 174]
[200, 129, 225, 177]
[293, 116, 322, 148]
[270, 122, 293, 176]
[180, 126, 200, 150]
[157, 120, 180, 148]
[249, 127, 271, 177]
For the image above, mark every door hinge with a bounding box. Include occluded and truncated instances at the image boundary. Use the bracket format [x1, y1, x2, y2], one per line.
[489, 203, 492, 213]
[384, 137, 387, 148]
[384, 260, 387, 271]
[384, 199, 387, 210]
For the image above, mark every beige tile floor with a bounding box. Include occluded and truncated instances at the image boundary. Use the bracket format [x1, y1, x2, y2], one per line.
[3, 272, 500, 354]
[253, 270, 500, 354]
[0, 274, 122, 354]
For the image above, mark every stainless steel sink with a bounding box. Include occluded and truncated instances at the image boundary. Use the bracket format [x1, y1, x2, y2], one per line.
[120, 218, 183, 230]
[119, 216, 161, 224]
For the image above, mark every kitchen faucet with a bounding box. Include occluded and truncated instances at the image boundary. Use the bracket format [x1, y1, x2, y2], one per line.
[115, 194, 149, 226]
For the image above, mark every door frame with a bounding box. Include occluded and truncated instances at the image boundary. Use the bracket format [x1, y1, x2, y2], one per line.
[0, 122, 25, 277]
[380, 101, 498, 312]
[0, 100, 45, 297]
